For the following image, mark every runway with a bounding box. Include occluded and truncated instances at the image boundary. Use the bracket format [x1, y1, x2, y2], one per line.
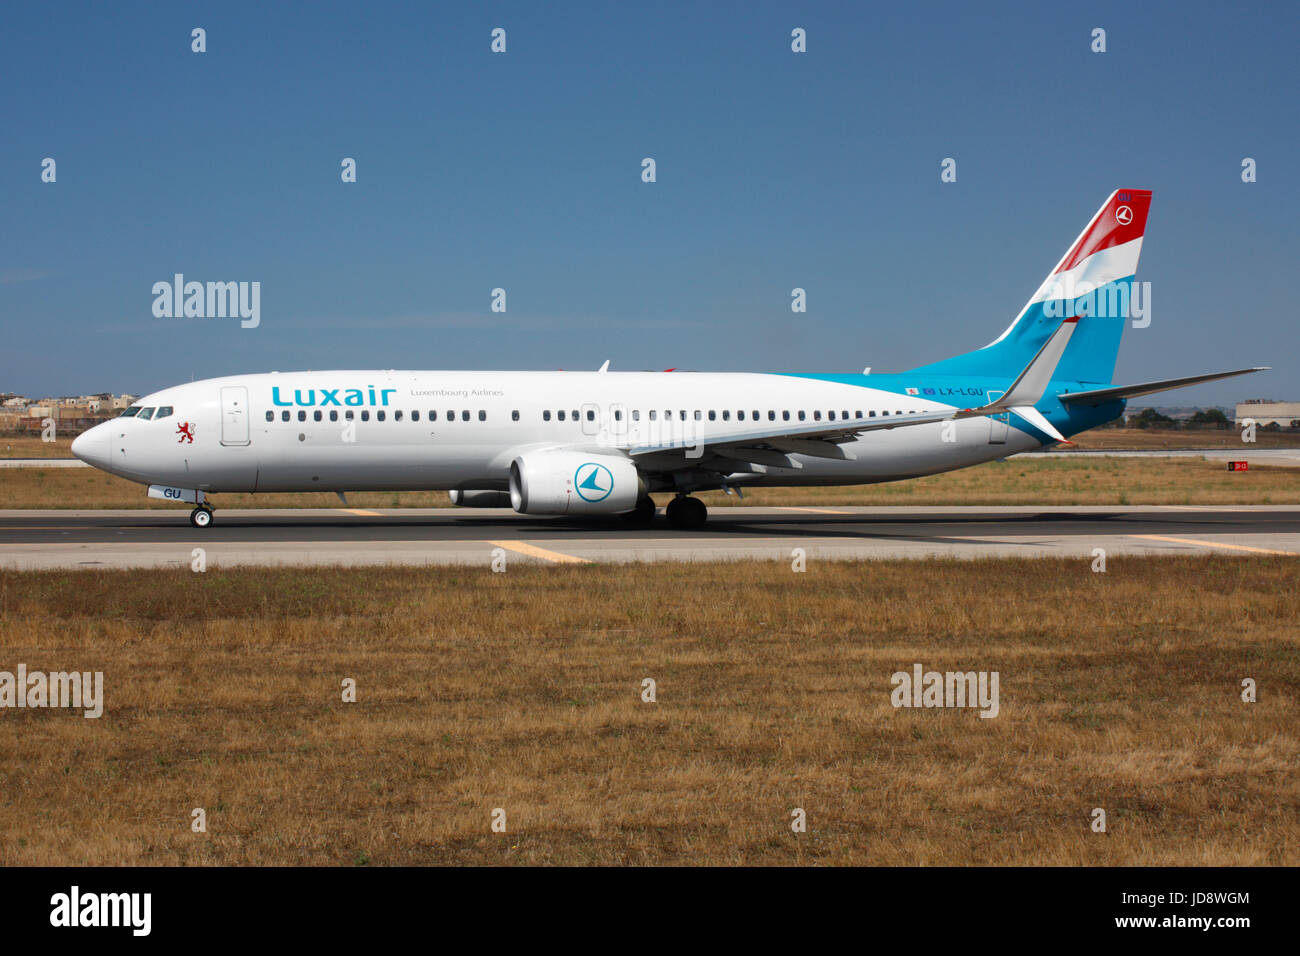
[1, 505, 1297, 569]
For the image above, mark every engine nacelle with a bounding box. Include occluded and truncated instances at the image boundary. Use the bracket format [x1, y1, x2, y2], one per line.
[509, 451, 641, 515]
[448, 489, 512, 508]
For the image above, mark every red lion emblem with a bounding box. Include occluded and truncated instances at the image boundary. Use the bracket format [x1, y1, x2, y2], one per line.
[176, 422, 195, 444]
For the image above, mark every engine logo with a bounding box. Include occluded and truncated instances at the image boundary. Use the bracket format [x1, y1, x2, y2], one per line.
[574, 462, 614, 502]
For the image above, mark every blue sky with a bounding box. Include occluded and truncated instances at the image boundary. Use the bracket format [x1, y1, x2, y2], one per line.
[2, 0, 1295, 403]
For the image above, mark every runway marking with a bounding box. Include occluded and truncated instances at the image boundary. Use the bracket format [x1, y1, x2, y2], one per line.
[1129, 534, 1296, 556]
[338, 509, 383, 517]
[489, 540, 591, 564]
[782, 507, 854, 515]
[1154, 505, 1258, 512]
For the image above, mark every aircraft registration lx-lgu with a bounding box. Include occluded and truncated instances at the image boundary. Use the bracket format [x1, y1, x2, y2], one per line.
[73, 188, 1264, 529]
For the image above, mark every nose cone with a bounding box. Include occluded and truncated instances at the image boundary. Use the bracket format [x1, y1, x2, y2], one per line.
[71, 422, 113, 471]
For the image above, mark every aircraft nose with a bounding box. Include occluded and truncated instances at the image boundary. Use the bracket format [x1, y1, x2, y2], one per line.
[71, 422, 112, 470]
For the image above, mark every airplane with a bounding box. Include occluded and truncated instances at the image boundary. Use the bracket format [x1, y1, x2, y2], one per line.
[72, 188, 1265, 530]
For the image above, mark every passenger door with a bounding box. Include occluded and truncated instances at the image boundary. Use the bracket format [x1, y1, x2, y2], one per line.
[220, 386, 251, 446]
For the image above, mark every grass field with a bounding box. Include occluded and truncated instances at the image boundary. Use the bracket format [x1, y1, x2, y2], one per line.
[1068, 428, 1300, 450]
[0, 556, 1295, 865]
[1, 455, 1294, 509]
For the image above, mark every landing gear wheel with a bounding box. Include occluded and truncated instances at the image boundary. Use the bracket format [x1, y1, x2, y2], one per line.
[190, 506, 213, 529]
[666, 496, 707, 530]
[621, 495, 657, 528]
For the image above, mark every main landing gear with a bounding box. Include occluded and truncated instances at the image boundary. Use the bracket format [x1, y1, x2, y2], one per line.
[189, 505, 214, 528]
[621, 495, 657, 528]
[665, 495, 707, 530]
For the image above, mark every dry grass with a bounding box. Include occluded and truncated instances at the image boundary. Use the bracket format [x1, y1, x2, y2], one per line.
[0, 556, 1296, 866]
[2, 456, 1295, 510]
[1071, 428, 1300, 450]
[0, 436, 77, 458]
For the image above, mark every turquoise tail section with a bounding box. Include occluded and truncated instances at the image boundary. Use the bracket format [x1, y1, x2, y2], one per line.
[908, 189, 1151, 385]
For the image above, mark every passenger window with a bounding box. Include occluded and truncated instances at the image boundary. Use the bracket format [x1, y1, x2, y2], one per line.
[330, 410, 339, 422]
[854, 410, 861, 419]
[477, 410, 485, 421]
[543, 410, 551, 421]
[447, 410, 454, 421]
[632, 410, 640, 421]
[573, 410, 580, 421]
[753, 410, 760, 420]
[736, 411, 743, 421]
[798, 411, 806, 421]
[281, 410, 291, 422]
[828, 411, 835, 420]
[869, 410, 876, 417]
[614, 410, 622, 421]
[394, 410, 403, 421]
[782, 411, 790, 421]
[557, 410, 566, 421]
[345, 410, 354, 421]
[155, 406, 173, 419]
[378, 411, 387, 421]
[297, 410, 306, 422]
[511, 410, 519, 421]
[721, 410, 730, 421]
[361, 410, 370, 421]
[844, 410, 851, 419]
[649, 410, 657, 421]
[883, 410, 890, 416]
[428, 411, 436, 421]
[768, 410, 775, 421]
[814, 411, 822, 421]
[708, 411, 716, 421]
[313, 410, 322, 422]
[138, 407, 156, 420]
[265, 411, 273, 422]
[411, 410, 419, 422]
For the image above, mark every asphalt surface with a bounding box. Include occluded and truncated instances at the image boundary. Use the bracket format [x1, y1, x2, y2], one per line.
[1, 505, 1297, 569]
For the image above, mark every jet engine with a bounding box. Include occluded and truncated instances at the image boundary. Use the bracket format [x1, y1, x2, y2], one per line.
[509, 451, 641, 515]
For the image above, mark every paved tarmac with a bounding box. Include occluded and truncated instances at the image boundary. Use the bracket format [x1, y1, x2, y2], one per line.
[1, 505, 1296, 569]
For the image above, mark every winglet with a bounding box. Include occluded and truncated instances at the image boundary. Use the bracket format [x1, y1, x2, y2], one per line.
[956, 316, 1079, 420]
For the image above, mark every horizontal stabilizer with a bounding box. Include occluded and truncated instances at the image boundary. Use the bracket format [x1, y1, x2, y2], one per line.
[1060, 367, 1269, 406]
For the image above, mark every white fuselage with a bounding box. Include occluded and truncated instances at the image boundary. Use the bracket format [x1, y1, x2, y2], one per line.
[72, 370, 1040, 496]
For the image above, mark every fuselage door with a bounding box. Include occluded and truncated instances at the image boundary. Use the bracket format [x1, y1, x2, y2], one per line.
[986, 390, 1009, 444]
[220, 386, 251, 446]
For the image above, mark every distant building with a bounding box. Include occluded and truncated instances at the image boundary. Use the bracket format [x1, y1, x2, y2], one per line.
[1236, 400, 1300, 427]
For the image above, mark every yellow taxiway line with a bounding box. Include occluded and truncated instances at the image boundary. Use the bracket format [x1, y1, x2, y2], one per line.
[489, 540, 591, 564]
[1129, 534, 1295, 556]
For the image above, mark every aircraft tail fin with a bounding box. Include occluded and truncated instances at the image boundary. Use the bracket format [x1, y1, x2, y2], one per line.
[909, 188, 1153, 384]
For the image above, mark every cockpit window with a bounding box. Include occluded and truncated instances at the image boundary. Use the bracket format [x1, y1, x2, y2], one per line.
[137, 407, 156, 421]
[155, 406, 173, 419]
[119, 407, 141, 418]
